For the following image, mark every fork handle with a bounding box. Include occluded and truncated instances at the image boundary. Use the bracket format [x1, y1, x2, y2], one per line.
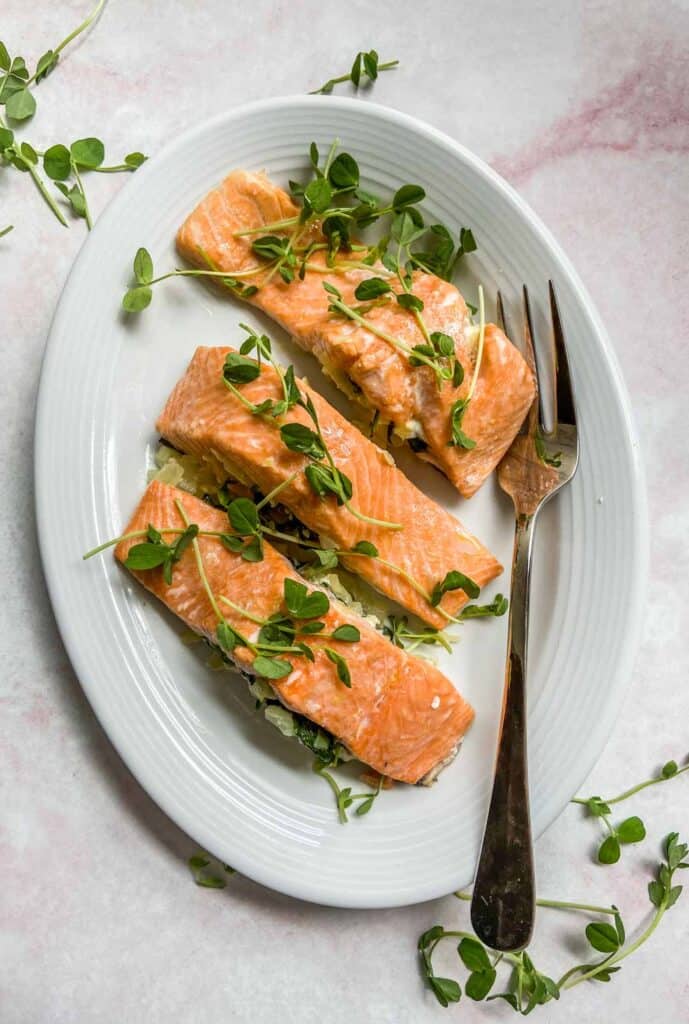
[470, 512, 536, 951]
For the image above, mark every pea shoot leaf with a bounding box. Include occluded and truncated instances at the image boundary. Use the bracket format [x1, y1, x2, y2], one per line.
[43, 144, 71, 181]
[226, 497, 259, 536]
[70, 137, 104, 168]
[351, 540, 378, 557]
[457, 938, 491, 973]
[328, 152, 359, 189]
[280, 422, 326, 459]
[284, 578, 330, 619]
[253, 654, 293, 679]
[330, 624, 360, 643]
[585, 922, 620, 953]
[5, 86, 35, 120]
[598, 835, 621, 864]
[133, 246, 153, 285]
[223, 352, 261, 385]
[354, 277, 391, 301]
[324, 647, 351, 687]
[431, 570, 480, 605]
[616, 816, 646, 844]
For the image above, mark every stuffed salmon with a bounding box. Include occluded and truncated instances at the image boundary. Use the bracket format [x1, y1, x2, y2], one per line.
[115, 481, 475, 784]
[176, 169, 536, 497]
[157, 346, 502, 629]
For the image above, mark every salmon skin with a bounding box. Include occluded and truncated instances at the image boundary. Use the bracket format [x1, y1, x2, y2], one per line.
[115, 481, 475, 784]
[157, 346, 502, 629]
[176, 169, 536, 497]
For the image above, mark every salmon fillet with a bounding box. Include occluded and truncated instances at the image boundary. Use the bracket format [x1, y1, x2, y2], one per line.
[157, 347, 502, 629]
[176, 169, 536, 497]
[115, 481, 475, 784]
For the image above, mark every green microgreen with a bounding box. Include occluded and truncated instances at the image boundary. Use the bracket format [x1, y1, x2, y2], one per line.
[459, 593, 509, 620]
[420, 829, 686, 1011]
[535, 430, 563, 468]
[122, 247, 258, 313]
[324, 646, 352, 687]
[312, 758, 383, 823]
[188, 851, 234, 889]
[124, 521, 199, 586]
[310, 50, 399, 94]
[572, 755, 688, 864]
[383, 616, 454, 654]
[1, 5, 146, 236]
[1, 0, 107, 121]
[448, 285, 485, 449]
[430, 569, 481, 606]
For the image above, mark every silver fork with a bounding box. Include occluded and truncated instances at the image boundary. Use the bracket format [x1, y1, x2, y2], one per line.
[470, 282, 579, 952]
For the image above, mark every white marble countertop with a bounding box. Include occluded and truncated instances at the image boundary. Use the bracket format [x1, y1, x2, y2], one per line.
[2, 1, 688, 1021]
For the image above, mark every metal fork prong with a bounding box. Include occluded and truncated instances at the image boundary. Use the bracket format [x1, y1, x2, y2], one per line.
[522, 285, 547, 431]
[496, 290, 508, 334]
[548, 280, 577, 429]
[521, 285, 538, 377]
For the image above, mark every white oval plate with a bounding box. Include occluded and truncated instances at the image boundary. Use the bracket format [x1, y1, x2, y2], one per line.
[35, 96, 647, 908]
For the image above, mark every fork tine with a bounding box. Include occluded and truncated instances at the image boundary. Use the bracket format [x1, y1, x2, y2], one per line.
[522, 285, 546, 430]
[548, 281, 577, 428]
[496, 290, 508, 334]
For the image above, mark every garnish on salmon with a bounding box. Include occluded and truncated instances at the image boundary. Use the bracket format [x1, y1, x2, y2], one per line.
[114, 481, 475, 785]
[156, 346, 503, 629]
[174, 166, 536, 497]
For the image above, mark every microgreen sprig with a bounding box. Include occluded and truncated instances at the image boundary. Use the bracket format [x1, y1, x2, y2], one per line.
[188, 852, 235, 889]
[124, 521, 199, 585]
[448, 285, 485, 450]
[0, 0, 106, 122]
[217, 338, 403, 532]
[419, 831, 687, 1011]
[122, 247, 251, 312]
[1, 5, 145, 235]
[313, 758, 383, 823]
[535, 430, 563, 468]
[459, 593, 509, 620]
[572, 756, 688, 864]
[284, 387, 403, 531]
[310, 50, 399, 95]
[384, 616, 454, 654]
[84, 507, 477, 626]
[324, 280, 452, 386]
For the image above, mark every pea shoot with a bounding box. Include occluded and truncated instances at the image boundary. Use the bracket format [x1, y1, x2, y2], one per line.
[310, 49, 399, 95]
[448, 285, 485, 450]
[420, 828, 687, 1011]
[122, 246, 254, 313]
[0, 0, 106, 122]
[313, 758, 384, 823]
[535, 430, 563, 468]
[217, 335, 403, 532]
[384, 616, 455, 654]
[1, 4, 146, 234]
[188, 852, 235, 889]
[572, 756, 688, 864]
[458, 593, 509, 620]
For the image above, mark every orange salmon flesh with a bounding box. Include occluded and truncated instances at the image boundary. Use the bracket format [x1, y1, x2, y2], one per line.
[157, 347, 503, 629]
[176, 169, 536, 497]
[115, 481, 475, 784]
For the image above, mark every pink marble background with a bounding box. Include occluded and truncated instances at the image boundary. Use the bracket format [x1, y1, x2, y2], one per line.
[1, 1, 688, 1021]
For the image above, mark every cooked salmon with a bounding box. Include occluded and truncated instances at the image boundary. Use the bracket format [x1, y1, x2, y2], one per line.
[115, 481, 475, 784]
[157, 347, 502, 629]
[176, 170, 536, 497]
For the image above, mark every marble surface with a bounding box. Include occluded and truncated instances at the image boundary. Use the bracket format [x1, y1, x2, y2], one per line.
[2, 1, 688, 1021]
